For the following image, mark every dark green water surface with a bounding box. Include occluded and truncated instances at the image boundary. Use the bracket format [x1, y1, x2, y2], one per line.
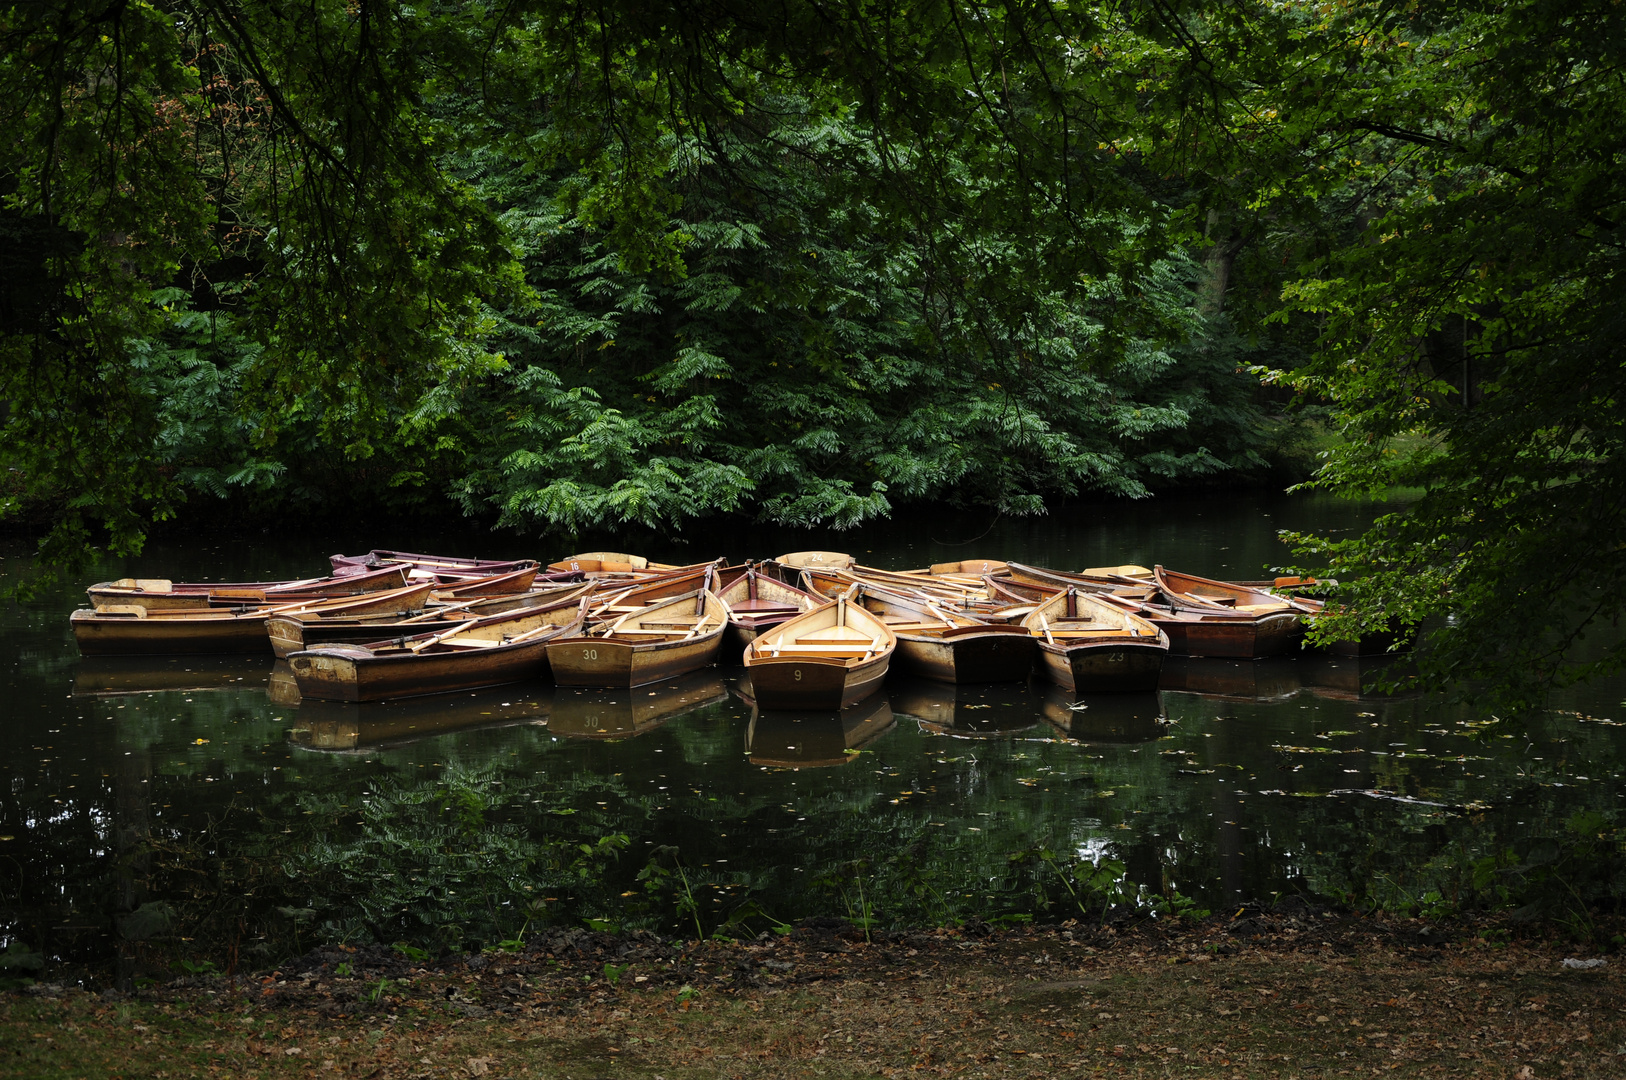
[4, 492, 1624, 975]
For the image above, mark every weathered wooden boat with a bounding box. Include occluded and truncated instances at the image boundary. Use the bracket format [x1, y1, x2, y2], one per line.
[774, 550, 855, 571]
[545, 590, 729, 688]
[1149, 566, 1307, 657]
[836, 582, 1034, 683]
[72, 582, 436, 656]
[72, 655, 273, 697]
[1154, 565, 1311, 615]
[889, 678, 1042, 738]
[714, 567, 824, 652]
[428, 566, 540, 598]
[330, 550, 538, 578]
[87, 563, 411, 612]
[1039, 687, 1166, 742]
[287, 690, 548, 752]
[286, 598, 588, 702]
[1000, 565, 1305, 659]
[925, 558, 1009, 576]
[743, 593, 896, 709]
[1021, 587, 1169, 692]
[73, 604, 285, 655]
[266, 582, 594, 658]
[802, 564, 1005, 618]
[1004, 561, 1156, 600]
[743, 694, 896, 768]
[548, 672, 729, 740]
[546, 551, 656, 575]
[584, 562, 730, 624]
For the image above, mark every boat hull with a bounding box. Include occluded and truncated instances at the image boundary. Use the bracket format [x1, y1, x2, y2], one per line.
[1037, 639, 1166, 692]
[745, 651, 890, 710]
[88, 565, 410, 611]
[288, 639, 554, 702]
[892, 630, 1036, 683]
[71, 609, 273, 656]
[546, 634, 722, 688]
[1151, 611, 1305, 658]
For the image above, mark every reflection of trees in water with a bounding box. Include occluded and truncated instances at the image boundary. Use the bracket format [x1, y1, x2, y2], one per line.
[7, 663, 1626, 972]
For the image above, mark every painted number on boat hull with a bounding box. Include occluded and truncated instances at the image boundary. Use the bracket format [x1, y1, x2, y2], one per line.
[582, 648, 598, 660]
[794, 669, 802, 681]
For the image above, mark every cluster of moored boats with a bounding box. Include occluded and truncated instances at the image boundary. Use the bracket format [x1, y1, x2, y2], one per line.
[70, 548, 1392, 708]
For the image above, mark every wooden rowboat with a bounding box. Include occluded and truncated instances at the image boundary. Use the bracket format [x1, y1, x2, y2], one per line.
[1000, 565, 1303, 659]
[1153, 565, 1310, 615]
[837, 582, 1034, 684]
[330, 550, 538, 578]
[286, 598, 587, 702]
[584, 562, 730, 623]
[1022, 587, 1169, 692]
[714, 567, 824, 652]
[87, 563, 410, 612]
[1004, 561, 1156, 600]
[774, 550, 855, 570]
[72, 582, 437, 656]
[743, 593, 896, 710]
[546, 590, 729, 688]
[926, 558, 1009, 576]
[428, 566, 540, 598]
[267, 582, 594, 658]
[801, 564, 1005, 618]
[1149, 565, 1307, 657]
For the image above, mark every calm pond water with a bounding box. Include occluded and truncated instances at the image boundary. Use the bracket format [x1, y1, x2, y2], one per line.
[4, 491, 1624, 977]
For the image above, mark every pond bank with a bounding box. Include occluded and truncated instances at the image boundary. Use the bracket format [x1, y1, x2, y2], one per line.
[7, 913, 1623, 1079]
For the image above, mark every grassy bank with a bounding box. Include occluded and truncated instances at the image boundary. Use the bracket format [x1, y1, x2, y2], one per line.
[6, 912, 1622, 1079]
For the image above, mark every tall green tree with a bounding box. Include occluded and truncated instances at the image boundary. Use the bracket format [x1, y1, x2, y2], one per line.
[1150, 0, 1626, 709]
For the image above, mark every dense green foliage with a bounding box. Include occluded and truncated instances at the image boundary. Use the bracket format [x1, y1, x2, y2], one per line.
[4, 1, 1624, 706]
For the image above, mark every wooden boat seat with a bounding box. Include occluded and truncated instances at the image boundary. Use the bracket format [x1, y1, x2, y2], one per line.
[441, 638, 502, 649]
[730, 600, 799, 612]
[609, 629, 684, 637]
[796, 633, 882, 646]
[769, 645, 875, 656]
[885, 622, 949, 632]
[95, 605, 148, 618]
[1048, 628, 1137, 638]
[1235, 603, 1291, 613]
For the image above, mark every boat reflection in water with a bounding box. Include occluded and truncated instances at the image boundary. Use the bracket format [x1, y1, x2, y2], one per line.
[889, 678, 1042, 738]
[268, 660, 303, 706]
[286, 686, 548, 753]
[745, 695, 895, 768]
[1302, 653, 1419, 702]
[1039, 685, 1166, 743]
[1158, 655, 1303, 704]
[548, 672, 728, 740]
[73, 655, 273, 698]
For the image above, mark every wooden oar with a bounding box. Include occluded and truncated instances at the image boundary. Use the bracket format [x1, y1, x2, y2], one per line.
[397, 600, 480, 624]
[408, 619, 479, 653]
[503, 622, 565, 646]
[1038, 613, 1056, 646]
